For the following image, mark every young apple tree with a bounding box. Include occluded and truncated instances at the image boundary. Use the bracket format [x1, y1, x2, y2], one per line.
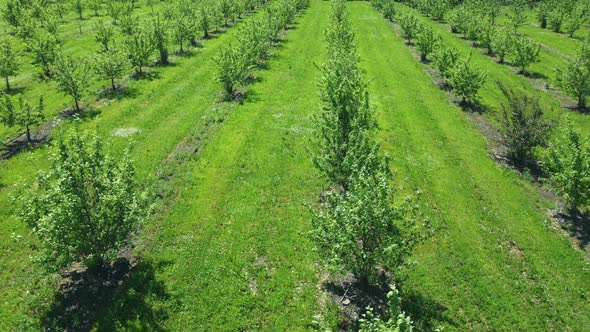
[512, 36, 540, 75]
[491, 28, 513, 64]
[0, 37, 19, 91]
[125, 27, 155, 76]
[556, 56, 590, 110]
[18, 131, 149, 272]
[416, 25, 441, 62]
[450, 55, 487, 104]
[214, 43, 250, 98]
[94, 20, 115, 52]
[94, 48, 128, 91]
[432, 45, 461, 80]
[541, 123, 590, 217]
[0, 94, 44, 142]
[53, 54, 91, 112]
[399, 13, 420, 45]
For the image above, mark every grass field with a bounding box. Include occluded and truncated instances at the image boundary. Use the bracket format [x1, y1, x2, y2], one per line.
[1, 0, 590, 331]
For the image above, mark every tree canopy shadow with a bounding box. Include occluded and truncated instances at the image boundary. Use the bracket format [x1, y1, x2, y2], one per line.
[554, 209, 590, 250]
[98, 86, 140, 101]
[458, 99, 492, 114]
[402, 291, 457, 331]
[41, 257, 171, 332]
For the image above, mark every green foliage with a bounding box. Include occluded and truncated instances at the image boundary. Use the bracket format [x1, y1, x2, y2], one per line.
[18, 131, 148, 272]
[53, 54, 91, 112]
[490, 28, 513, 63]
[359, 285, 414, 332]
[0, 37, 19, 91]
[0, 94, 44, 142]
[415, 25, 441, 62]
[28, 32, 60, 77]
[383, 0, 396, 22]
[541, 122, 590, 213]
[94, 49, 129, 91]
[512, 36, 540, 74]
[311, 0, 427, 288]
[215, 43, 251, 98]
[125, 27, 155, 75]
[94, 20, 116, 52]
[564, 6, 584, 38]
[536, 0, 551, 29]
[150, 15, 170, 64]
[557, 55, 590, 110]
[450, 55, 487, 103]
[497, 82, 553, 167]
[399, 13, 420, 44]
[72, 0, 85, 20]
[431, 45, 461, 79]
[506, 0, 528, 30]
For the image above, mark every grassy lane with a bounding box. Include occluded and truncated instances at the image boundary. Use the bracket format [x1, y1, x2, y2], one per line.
[350, 3, 590, 331]
[0, 8, 268, 329]
[135, 0, 327, 329]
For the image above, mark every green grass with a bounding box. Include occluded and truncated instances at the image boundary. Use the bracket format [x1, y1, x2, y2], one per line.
[132, 2, 329, 329]
[350, 2, 590, 330]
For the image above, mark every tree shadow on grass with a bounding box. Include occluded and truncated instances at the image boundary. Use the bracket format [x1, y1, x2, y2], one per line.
[3, 86, 26, 96]
[98, 86, 140, 101]
[554, 209, 590, 250]
[458, 99, 492, 114]
[323, 275, 390, 330]
[41, 257, 171, 332]
[402, 291, 457, 331]
[1, 137, 50, 160]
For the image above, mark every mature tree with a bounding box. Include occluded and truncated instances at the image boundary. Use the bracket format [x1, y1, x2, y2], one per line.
[0, 37, 19, 91]
[557, 56, 590, 110]
[94, 49, 128, 91]
[497, 82, 553, 167]
[491, 28, 513, 64]
[0, 94, 44, 142]
[53, 54, 91, 112]
[95, 20, 115, 52]
[29, 33, 60, 77]
[541, 123, 590, 216]
[18, 131, 148, 272]
[450, 55, 487, 104]
[416, 25, 441, 62]
[512, 36, 540, 74]
[432, 45, 461, 80]
[399, 13, 420, 45]
[125, 28, 155, 75]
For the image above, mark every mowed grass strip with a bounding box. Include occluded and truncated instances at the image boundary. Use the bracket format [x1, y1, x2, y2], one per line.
[126, 0, 328, 330]
[0, 8, 270, 329]
[349, 2, 590, 331]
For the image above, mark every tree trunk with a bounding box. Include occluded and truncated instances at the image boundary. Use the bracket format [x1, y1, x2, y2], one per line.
[541, 19, 547, 29]
[111, 77, 116, 91]
[499, 55, 505, 64]
[5, 76, 9, 92]
[579, 95, 586, 110]
[26, 125, 31, 142]
[421, 53, 426, 62]
[75, 98, 80, 112]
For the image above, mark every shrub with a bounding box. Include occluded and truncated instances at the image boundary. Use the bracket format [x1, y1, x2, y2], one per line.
[415, 25, 441, 62]
[399, 13, 420, 45]
[18, 131, 149, 272]
[450, 55, 487, 104]
[541, 123, 590, 215]
[497, 82, 553, 167]
[432, 45, 461, 80]
[490, 28, 513, 64]
[512, 36, 540, 74]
